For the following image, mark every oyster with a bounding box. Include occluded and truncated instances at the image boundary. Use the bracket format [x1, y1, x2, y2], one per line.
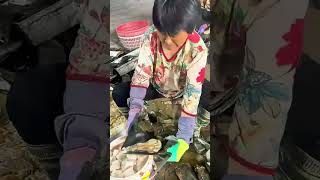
[175, 163, 198, 180]
[194, 165, 210, 180]
[124, 139, 162, 154]
[180, 151, 206, 167]
[110, 137, 150, 178]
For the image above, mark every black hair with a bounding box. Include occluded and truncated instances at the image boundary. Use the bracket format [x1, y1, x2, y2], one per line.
[152, 0, 201, 36]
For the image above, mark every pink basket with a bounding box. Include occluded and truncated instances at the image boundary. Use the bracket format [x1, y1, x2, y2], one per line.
[116, 20, 149, 37]
[116, 20, 149, 50]
[118, 34, 145, 50]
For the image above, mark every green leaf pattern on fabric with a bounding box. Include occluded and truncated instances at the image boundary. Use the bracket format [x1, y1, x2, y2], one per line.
[239, 68, 290, 117]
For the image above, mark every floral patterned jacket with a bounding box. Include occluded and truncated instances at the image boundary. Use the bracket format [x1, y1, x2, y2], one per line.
[54, 0, 109, 159]
[211, 0, 308, 174]
[131, 30, 208, 117]
[66, 0, 109, 83]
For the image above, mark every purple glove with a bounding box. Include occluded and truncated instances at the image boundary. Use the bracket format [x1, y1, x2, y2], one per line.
[176, 117, 196, 144]
[198, 24, 208, 35]
[126, 108, 140, 130]
[125, 87, 147, 131]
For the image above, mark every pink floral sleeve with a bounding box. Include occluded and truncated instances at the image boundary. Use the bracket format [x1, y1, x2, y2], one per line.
[67, 0, 109, 83]
[130, 37, 154, 88]
[181, 46, 208, 117]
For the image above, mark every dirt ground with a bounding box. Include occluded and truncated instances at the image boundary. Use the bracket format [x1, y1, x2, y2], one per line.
[0, 92, 50, 180]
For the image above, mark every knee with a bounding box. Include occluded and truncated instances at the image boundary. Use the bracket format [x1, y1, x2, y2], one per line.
[6, 65, 66, 144]
[112, 83, 130, 107]
[60, 115, 107, 153]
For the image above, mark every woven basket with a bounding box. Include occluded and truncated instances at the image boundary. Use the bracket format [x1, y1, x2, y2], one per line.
[116, 20, 149, 50]
[118, 34, 145, 50]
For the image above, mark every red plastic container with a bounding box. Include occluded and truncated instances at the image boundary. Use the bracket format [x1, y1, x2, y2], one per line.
[116, 20, 149, 37]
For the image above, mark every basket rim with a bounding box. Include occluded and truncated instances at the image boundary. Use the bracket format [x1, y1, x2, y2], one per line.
[118, 34, 145, 39]
[116, 20, 149, 35]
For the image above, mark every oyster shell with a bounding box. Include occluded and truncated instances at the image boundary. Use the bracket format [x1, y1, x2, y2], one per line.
[110, 138, 149, 178]
[194, 165, 210, 180]
[124, 139, 162, 153]
[175, 163, 198, 180]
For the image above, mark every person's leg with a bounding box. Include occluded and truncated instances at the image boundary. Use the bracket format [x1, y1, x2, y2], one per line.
[54, 79, 108, 180]
[7, 64, 66, 144]
[6, 63, 67, 179]
[112, 82, 131, 108]
[112, 82, 164, 116]
[113, 82, 165, 107]
[286, 54, 320, 160]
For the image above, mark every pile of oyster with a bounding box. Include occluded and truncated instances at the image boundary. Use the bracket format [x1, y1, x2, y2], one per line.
[110, 148, 148, 178]
[110, 139, 162, 178]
